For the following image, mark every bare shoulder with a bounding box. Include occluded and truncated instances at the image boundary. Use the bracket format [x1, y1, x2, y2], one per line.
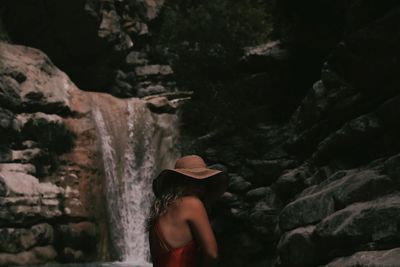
[180, 195, 205, 207]
[178, 195, 207, 215]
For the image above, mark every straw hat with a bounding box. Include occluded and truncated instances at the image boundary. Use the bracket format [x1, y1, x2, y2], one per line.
[152, 154, 229, 199]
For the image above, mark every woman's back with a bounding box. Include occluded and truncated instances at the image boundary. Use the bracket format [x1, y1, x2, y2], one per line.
[149, 196, 199, 267]
[149, 195, 218, 267]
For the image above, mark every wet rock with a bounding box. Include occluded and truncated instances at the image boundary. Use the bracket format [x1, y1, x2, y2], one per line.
[303, 165, 338, 187]
[322, 247, 400, 267]
[56, 222, 97, 256]
[63, 198, 89, 218]
[290, 79, 356, 133]
[219, 192, 241, 208]
[248, 197, 281, 230]
[135, 65, 173, 78]
[13, 112, 63, 132]
[312, 113, 384, 165]
[279, 169, 395, 231]
[0, 147, 11, 163]
[245, 158, 297, 186]
[137, 84, 167, 98]
[10, 148, 41, 163]
[382, 153, 400, 188]
[1, 0, 166, 90]
[277, 225, 318, 267]
[61, 247, 84, 262]
[0, 171, 62, 197]
[0, 197, 62, 226]
[228, 175, 252, 194]
[0, 245, 56, 266]
[0, 171, 63, 225]
[0, 43, 73, 115]
[0, 163, 36, 175]
[0, 76, 22, 111]
[0, 223, 54, 253]
[245, 187, 271, 201]
[240, 41, 288, 73]
[0, 107, 14, 130]
[126, 51, 149, 66]
[145, 96, 177, 114]
[315, 193, 400, 248]
[272, 163, 312, 202]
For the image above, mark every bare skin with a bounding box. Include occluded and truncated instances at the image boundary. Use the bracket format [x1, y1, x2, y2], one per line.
[150, 195, 218, 267]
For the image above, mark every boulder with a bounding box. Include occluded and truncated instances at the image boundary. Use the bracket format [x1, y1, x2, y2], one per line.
[0, 43, 73, 114]
[56, 222, 97, 250]
[312, 113, 384, 165]
[137, 84, 167, 98]
[0, 163, 36, 175]
[228, 175, 252, 194]
[63, 198, 89, 218]
[240, 41, 288, 73]
[383, 153, 400, 188]
[13, 112, 63, 132]
[322, 247, 400, 267]
[277, 225, 318, 267]
[0, 245, 56, 266]
[135, 65, 173, 77]
[245, 158, 297, 186]
[0, 107, 14, 131]
[245, 187, 271, 201]
[219, 192, 241, 208]
[0, 76, 22, 111]
[272, 163, 312, 202]
[0, 197, 62, 226]
[0, 223, 53, 253]
[315, 193, 400, 247]
[125, 51, 149, 66]
[279, 169, 395, 231]
[0, 171, 62, 197]
[10, 148, 41, 163]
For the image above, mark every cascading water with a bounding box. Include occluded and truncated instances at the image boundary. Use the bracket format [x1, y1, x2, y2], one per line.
[90, 94, 181, 265]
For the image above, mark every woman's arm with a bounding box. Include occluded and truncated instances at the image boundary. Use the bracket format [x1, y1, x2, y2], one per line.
[182, 196, 219, 267]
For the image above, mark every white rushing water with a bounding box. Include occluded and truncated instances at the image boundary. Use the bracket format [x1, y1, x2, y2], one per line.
[91, 95, 181, 265]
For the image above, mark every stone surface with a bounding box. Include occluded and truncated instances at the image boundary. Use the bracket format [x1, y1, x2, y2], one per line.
[312, 113, 384, 164]
[279, 169, 395, 231]
[322, 247, 400, 267]
[0, 245, 57, 266]
[0, 163, 36, 175]
[0, 171, 62, 197]
[245, 159, 297, 186]
[315, 193, 400, 247]
[228, 175, 252, 194]
[277, 225, 318, 267]
[145, 96, 177, 114]
[0, 223, 53, 253]
[135, 65, 173, 77]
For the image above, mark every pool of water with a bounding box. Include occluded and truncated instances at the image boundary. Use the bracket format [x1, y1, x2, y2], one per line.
[29, 262, 152, 267]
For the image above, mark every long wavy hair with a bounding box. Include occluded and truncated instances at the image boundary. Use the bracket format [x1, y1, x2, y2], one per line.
[145, 180, 209, 233]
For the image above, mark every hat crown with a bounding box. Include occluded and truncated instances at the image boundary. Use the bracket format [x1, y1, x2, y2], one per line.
[174, 155, 206, 169]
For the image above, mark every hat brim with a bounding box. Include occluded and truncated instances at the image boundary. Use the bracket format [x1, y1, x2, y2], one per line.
[152, 168, 229, 200]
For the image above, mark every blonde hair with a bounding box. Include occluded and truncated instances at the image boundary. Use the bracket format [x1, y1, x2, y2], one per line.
[145, 182, 208, 233]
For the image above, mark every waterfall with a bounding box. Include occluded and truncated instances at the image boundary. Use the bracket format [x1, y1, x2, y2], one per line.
[91, 94, 181, 265]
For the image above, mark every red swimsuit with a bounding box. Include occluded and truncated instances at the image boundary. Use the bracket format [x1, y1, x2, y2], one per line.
[151, 219, 198, 267]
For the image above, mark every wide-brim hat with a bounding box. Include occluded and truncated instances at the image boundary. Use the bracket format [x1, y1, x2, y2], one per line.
[152, 154, 229, 200]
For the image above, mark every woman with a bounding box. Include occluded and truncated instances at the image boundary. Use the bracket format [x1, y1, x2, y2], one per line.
[146, 154, 229, 267]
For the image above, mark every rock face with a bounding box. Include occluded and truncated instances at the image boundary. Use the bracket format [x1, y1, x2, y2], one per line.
[0, 0, 174, 97]
[0, 41, 183, 265]
[1, 0, 400, 267]
[183, 2, 400, 267]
